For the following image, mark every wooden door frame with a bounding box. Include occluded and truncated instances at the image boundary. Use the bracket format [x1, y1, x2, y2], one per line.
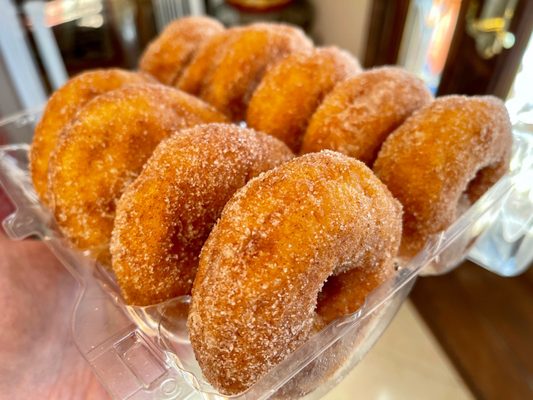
[438, 0, 533, 98]
[363, 0, 411, 68]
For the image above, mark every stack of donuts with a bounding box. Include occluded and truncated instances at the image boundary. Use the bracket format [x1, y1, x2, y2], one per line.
[30, 16, 512, 397]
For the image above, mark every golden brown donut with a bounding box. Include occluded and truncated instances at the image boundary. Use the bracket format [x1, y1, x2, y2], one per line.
[48, 84, 226, 265]
[139, 16, 224, 85]
[189, 151, 402, 394]
[300, 66, 432, 165]
[177, 28, 239, 95]
[373, 95, 513, 257]
[181, 23, 313, 121]
[30, 69, 153, 205]
[111, 123, 293, 306]
[270, 262, 398, 399]
[247, 47, 361, 152]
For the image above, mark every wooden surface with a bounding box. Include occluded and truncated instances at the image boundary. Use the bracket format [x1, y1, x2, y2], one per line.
[411, 261, 533, 400]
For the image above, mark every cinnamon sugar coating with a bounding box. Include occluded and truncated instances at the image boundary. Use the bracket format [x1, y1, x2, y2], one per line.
[189, 151, 402, 394]
[247, 47, 361, 152]
[30, 69, 153, 205]
[139, 16, 224, 85]
[177, 27, 241, 96]
[300, 66, 432, 165]
[48, 84, 226, 265]
[373, 95, 512, 256]
[179, 22, 313, 121]
[111, 123, 293, 306]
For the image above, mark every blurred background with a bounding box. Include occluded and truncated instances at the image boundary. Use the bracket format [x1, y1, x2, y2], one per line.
[0, 1, 531, 399]
[1, 0, 532, 118]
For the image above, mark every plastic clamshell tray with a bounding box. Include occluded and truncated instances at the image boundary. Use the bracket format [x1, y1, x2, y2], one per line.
[0, 110, 532, 400]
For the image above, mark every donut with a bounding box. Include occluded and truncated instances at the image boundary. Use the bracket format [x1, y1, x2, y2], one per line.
[48, 84, 226, 265]
[373, 95, 513, 257]
[181, 23, 313, 121]
[177, 28, 238, 95]
[111, 123, 293, 306]
[247, 47, 361, 152]
[189, 150, 402, 394]
[139, 16, 224, 85]
[30, 69, 153, 205]
[300, 66, 432, 165]
[270, 263, 397, 399]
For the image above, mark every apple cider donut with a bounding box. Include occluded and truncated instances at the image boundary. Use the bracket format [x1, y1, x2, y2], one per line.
[189, 150, 402, 395]
[247, 47, 361, 152]
[192, 23, 313, 121]
[139, 16, 224, 85]
[177, 27, 240, 96]
[30, 69, 153, 204]
[373, 95, 513, 256]
[48, 84, 226, 265]
[300, 66, 432, 165]
[111, 124, 293, 306]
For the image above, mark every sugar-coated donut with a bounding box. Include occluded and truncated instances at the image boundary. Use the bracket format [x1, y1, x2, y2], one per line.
[111, 123, 293, 306]
[30, 69, 153, 205]
[189, 151, 402, 394]
[373, 95, 512, 256]
[177, 28, 239, 96]
[300, 66, 432, 165]
[247, 47, 361, 152]
[182, 23, 313, 121]
[48, 84, 226, 265]
[139, 16, 224, 85]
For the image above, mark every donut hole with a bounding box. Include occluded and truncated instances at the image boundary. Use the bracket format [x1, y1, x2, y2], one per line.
[314, 265, 385, 330]
[449, 168, 488, 233]
[463, 161, 504, 207]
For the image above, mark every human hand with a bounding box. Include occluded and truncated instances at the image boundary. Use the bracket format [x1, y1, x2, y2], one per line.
[0, 189, 109, 400]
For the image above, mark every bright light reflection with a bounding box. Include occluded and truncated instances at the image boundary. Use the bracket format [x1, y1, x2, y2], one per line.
[506, 33, 533, 124]
[45, 0, 103, 27]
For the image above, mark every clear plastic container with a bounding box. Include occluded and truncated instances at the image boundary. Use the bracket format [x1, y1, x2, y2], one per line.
[0, 110, 531, 400]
